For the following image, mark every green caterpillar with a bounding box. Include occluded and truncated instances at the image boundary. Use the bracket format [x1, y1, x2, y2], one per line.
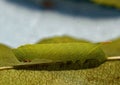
[13, 43, 107, 69]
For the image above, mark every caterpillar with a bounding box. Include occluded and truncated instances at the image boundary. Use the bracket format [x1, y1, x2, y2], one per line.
[12, 43, 107, 69]
[0, 42, 120, 70]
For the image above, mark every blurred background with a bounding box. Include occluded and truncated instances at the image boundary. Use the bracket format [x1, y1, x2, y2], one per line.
[0, 0, 120, 47]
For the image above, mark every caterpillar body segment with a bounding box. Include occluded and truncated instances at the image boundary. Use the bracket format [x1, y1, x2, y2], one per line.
[13, 43, 107, 68]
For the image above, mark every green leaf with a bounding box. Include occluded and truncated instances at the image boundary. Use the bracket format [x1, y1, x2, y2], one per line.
[0, 44, 20, 67]
[102, 38, 120, 56]
[0, 61, 120, 85]
[91, 0, 120, 9]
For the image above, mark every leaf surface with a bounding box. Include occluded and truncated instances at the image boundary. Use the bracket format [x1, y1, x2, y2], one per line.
[102, 38, 120, 56]
[0, 44, 20, 67]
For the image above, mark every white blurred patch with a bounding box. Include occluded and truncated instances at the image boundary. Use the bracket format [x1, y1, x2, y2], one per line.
[0, 0, 120, 47]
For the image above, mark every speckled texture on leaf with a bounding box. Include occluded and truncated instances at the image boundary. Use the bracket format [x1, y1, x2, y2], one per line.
[0, 61, 120, 85]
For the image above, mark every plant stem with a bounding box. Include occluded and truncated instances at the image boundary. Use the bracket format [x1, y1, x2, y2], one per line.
[107, 56, 120, 61]
[0, 66, 13, 70]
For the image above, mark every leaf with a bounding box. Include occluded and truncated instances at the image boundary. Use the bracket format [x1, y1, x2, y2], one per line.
[0, 44, 20, 67]
[91, 0, 120, 9]
[0, 61, 120, 85]
[102, 38, 120, 56]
